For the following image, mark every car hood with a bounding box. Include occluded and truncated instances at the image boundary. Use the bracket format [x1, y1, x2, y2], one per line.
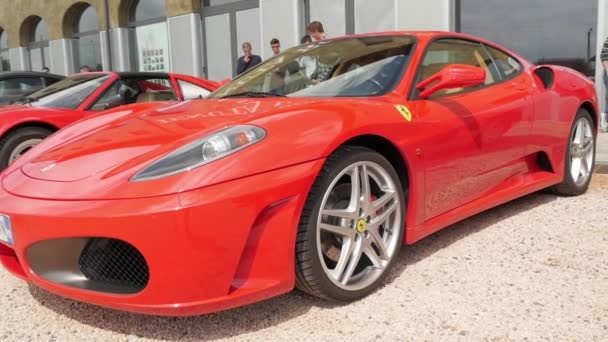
[3, 96, 347, 200]
[20, 99, 310, 182]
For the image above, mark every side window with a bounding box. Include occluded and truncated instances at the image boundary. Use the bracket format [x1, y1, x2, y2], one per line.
[0, 77, 43, 96]
[42, 77, 62, 87]
[178, 80, 211, 100]
[418, 39, 498, 97]
[89, 78, 178, 111]
[485, 45, 522, 79]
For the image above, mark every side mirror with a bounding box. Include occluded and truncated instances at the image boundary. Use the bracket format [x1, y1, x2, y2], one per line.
[416, 64, 486, 99]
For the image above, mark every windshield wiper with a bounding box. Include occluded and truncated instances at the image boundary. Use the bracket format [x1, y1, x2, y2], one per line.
[18, 96, 39, 105]
[219, 91, 286, 99]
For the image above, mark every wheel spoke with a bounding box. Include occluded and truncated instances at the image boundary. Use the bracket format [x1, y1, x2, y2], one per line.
[348, 166, 361, 211]
[330, 237, 353, 281]
[580, 157, 589, 179]
[320, 222, 354, 237]
[574, 120, 584, 144]
[367, 228, 389, 261]
[340, 235, 364, 285]
[371, 191, 396, 212]
[571, 157, 582, 182]
[363, 239, 384, 268]
[582, 136, 593, 154]
[370, 201, 398, 227]
[359, 165, 371, 212]
[322, 208, 357, 220]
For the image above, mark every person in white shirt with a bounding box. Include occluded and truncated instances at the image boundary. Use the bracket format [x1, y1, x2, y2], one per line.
[298, 35, 316, 78]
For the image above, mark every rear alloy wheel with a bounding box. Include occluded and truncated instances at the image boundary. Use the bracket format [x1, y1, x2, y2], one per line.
[295, 146, 405, 301]
[550, 109, 595, 196]
[0, 127, 53, 169]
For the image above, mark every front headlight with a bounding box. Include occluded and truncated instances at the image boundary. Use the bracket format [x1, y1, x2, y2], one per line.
[131, 125, 266, 181]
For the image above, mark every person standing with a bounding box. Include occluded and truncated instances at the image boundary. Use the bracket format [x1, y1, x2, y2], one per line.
[236, 42, 262, 75]
[270, 38, 281, 56]
[307, 21, 329, 41]
[602, 36, 608, 132]
[298, 35, 316, 78]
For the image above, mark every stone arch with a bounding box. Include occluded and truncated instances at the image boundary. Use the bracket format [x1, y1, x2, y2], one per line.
[19, 15, 46, 46]
[62, 2, 96, 37]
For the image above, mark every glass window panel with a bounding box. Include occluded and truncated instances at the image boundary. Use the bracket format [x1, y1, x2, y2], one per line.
[205, 13, 232, 80]
[29, 47, 43, 71]
[32, 20, 49, 42]
[134, 22, 170, 72]
[178, 80, 211, 100]
[419, 39, 498, 97]
[460, 0, 597, 77]
[354, 0, 394, 34]
[78, 6, 99, 33]
[204, 0, 243, 6]
[0, 51, 10, 72]
[74, 33, 103, 71]
[134, 0, 166, 22]
[485, 45, 522, 79]
[0, 31, 7, 49]
[0, 78, 42, 97]
[309, 0, 345, 37]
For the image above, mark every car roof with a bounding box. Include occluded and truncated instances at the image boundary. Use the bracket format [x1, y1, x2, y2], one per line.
[0, 71, 65, 80]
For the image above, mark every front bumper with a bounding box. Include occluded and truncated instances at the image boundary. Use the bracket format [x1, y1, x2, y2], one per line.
[0, 159, 324, 316]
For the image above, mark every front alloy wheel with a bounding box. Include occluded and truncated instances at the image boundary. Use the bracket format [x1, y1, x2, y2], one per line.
[295, 146, 405, 301]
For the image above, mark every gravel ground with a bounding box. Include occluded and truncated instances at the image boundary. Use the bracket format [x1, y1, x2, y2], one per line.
[1, 174, 607, 342]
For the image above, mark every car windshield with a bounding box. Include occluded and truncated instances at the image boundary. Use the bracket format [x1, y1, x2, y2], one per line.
[20, 74, 110, 109]
[209, 35, 416, 99]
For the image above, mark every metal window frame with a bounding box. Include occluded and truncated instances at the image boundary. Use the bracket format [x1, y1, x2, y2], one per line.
[200, 0, 260, 78]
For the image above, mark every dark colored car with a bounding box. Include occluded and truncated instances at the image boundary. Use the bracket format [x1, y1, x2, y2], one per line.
[0, 71, 64, 105]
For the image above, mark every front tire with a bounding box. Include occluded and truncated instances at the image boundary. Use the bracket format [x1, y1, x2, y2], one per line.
[550, 109, 595, 196]
[0, 127, 53, 170]
[295, 146, 406, 301]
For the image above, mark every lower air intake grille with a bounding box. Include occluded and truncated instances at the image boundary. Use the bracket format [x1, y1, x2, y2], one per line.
[79, 238, 149, 293]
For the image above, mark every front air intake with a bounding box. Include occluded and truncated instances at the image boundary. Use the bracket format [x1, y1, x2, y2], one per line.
[79, 238, 149, 293]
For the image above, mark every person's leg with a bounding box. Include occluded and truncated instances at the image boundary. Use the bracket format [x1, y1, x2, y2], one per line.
[603, 71, 608, 131]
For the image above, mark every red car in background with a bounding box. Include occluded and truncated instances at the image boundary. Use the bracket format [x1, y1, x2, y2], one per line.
[0, 72, 218, 169]
[0, 31, 598, 316]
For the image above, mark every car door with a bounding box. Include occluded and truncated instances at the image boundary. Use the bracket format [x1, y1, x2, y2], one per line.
[410, 38, 533, 220]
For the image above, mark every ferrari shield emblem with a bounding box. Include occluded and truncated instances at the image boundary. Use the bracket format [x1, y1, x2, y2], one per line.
[395, 105, 412, 122]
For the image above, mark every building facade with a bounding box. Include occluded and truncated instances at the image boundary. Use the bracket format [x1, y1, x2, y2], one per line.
[0, 0, 605, 108]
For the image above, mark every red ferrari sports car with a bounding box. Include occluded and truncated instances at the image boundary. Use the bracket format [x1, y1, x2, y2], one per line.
[0, 31, 598, 316]
[0, 71, 218, 169]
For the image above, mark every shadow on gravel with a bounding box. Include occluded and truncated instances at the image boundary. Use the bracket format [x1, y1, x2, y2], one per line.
[387, 192, 558, 284]
[28, 192, 558, 341]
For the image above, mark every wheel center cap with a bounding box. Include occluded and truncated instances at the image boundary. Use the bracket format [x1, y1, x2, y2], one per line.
[356, 218, 367, 233]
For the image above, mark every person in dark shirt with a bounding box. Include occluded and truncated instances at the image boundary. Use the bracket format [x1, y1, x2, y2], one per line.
[236, 42, 262, 75]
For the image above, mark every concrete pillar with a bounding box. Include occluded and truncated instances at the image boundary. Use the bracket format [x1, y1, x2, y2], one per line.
[168, 13, 204, 77]
[596, 0, 607, 114]
[49, 39, 74, 76]
[100, 31, 111, 71]
[8, 47, 29, 71]
[259, 0, 301, 60]
[110, 27, 133, 71]
[395, 0, 454, 31]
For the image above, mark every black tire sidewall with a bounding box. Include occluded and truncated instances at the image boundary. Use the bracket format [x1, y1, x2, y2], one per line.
[0, 127, 52, 169]
[299, 147, 406, 301]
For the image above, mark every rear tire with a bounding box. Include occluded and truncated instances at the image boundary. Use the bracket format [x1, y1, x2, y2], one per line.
[0, 127, 53, 170]
[295, 146, 406, 301]
[549, 109, 595, 196]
